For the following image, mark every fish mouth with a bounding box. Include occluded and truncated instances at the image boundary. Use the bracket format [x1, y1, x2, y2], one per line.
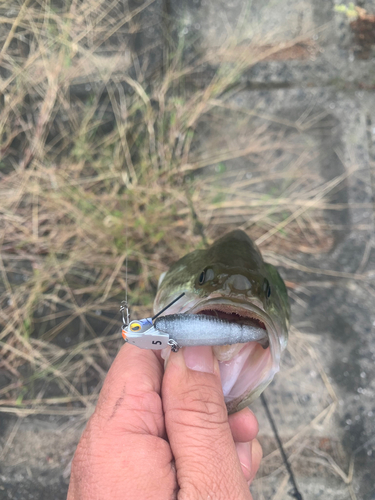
[188, 298, 280, 413]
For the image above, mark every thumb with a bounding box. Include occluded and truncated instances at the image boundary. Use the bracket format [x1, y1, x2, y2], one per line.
[162, 346, 252, 500]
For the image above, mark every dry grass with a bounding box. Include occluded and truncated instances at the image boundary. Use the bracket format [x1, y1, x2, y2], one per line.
[0, 0, 358, 440]
[2, 3, 372, 499]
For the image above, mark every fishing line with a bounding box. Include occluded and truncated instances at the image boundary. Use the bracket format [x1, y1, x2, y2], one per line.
[260, 393, 303, 500]
[121, 185, 130, 327]
[151, 292, 185, 321]
[125, 196, 128, 308]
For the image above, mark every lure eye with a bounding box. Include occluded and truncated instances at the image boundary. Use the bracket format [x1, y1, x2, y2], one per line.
[130, 322, 141, 332]
[198, 267, 214, 285]
[263, 278, 271, 298]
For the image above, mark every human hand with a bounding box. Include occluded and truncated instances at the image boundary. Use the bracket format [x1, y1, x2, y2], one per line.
[67, 344, 262, 500]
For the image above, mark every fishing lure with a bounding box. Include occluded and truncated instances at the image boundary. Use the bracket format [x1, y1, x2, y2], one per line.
[121, 293, 268, 352]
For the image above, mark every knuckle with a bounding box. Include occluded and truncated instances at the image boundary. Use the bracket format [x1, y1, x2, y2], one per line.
[70, 417, 110, 474]
[179, 464, 241, 500]
[176, 382, 228, 423]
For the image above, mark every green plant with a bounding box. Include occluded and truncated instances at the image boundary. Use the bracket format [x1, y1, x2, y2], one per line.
[334, 3, 359, 20]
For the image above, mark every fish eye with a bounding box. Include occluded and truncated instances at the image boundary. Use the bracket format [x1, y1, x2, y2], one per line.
[198, 267, 215, 285]
[263, 278, 271, 298]
[199, 271, 206, 285]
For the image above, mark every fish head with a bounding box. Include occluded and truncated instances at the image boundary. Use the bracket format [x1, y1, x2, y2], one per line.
[154, 230, 290, 413]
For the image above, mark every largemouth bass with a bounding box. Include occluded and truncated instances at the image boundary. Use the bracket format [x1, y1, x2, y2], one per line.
[154, 230, 290, 413]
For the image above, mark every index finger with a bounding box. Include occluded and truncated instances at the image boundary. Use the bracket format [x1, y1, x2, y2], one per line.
[94, 343, 165, 437]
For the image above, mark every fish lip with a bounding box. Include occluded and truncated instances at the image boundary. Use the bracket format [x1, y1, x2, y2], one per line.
[186, 296, 281, 363]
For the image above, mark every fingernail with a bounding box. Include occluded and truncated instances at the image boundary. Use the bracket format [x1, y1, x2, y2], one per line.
[161, 347, 171, 369]
[236, 441, 252, 481]
[183, 346, 215, 373]
[248, 438, 262, 484]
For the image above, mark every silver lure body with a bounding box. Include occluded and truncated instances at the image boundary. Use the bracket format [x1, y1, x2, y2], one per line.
[122, 313, 268, 351]
[156, 315, 268, 347]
